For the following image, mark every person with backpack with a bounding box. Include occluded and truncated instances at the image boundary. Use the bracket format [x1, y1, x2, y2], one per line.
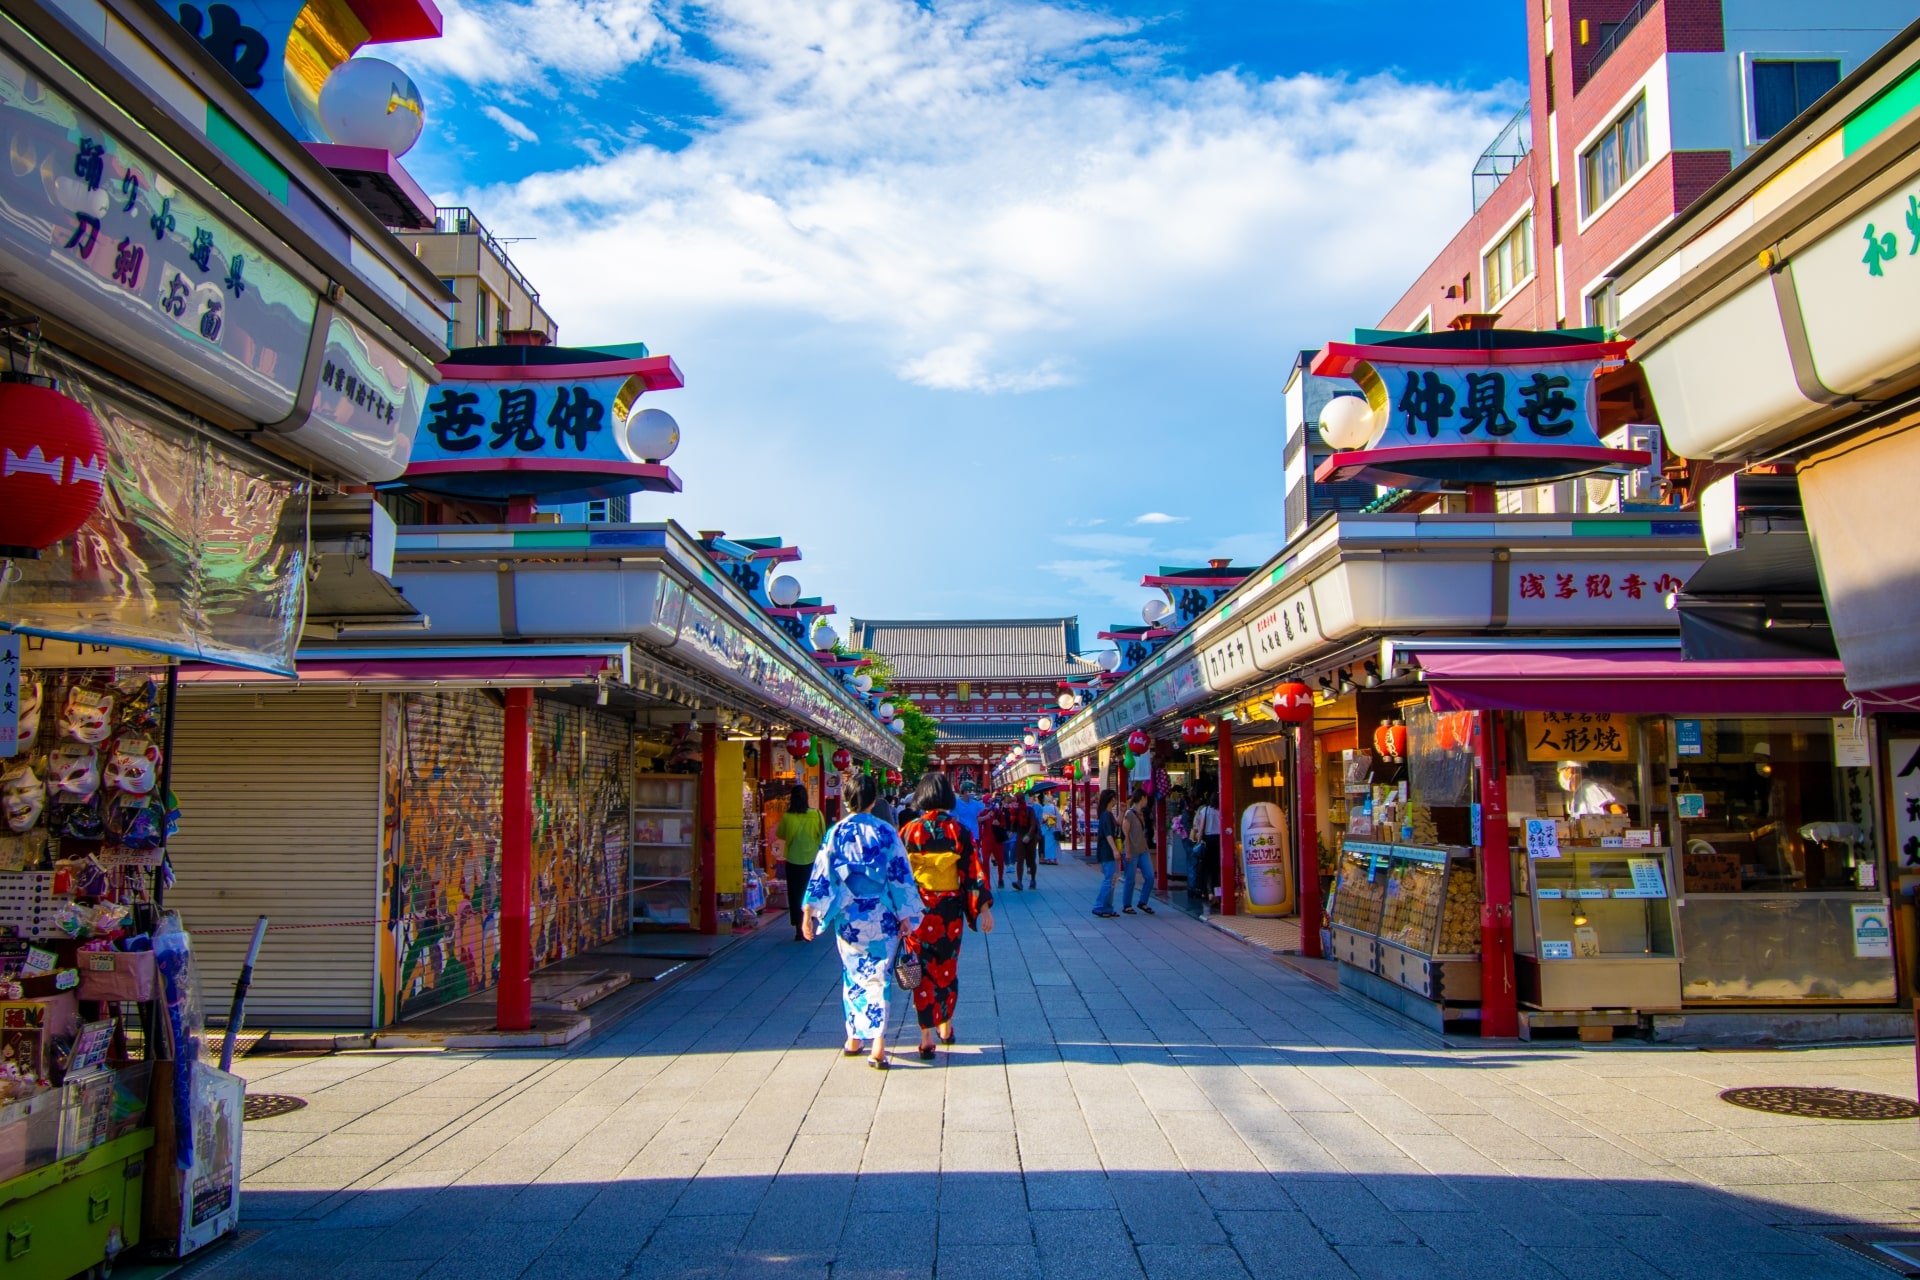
[900, 772, 994, 1059]
[801, 773, 923, 1070]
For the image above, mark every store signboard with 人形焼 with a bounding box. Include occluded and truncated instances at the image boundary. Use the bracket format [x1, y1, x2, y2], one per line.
[1308, 337, 1647, 490]
[1524, 712, 1632, 762]
[1506, 560, 1699, 627]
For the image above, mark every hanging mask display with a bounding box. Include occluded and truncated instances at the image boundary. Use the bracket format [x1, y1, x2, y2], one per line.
[49, 743, 100, 798]
[61, 687, 115, 744]
[114, 673, 161, 732]
[1, 766, 45, 833]
[108, 795, 166, 850]
[106, 733, 161, 797]
[8, 682, 41, 758]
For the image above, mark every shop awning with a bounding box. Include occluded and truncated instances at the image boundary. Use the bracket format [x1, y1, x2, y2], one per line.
[178, 644, 630, 690]
[1415, 650, 1850, 716]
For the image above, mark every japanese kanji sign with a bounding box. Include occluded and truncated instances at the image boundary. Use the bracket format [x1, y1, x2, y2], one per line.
[415, 375, 626, 463]
[1525, 712, 1630, 762]
[0, 46, 317, 423]
[1507, 560, 1698, 626]
[1890, 738, 1920, 871]
[1372, 357, 1605, 448]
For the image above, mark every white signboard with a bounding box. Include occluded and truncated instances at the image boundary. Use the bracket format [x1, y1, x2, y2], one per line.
[1249, 585, 1323, 672]
[1199, 623, 1258, 693]
[1891, 739, 1920, 874]
[1506, 560, 1699, 627]
[1525, 818, 1561, 859]
[1833, 717, 1871, 768]
[1853, 903, 1894, 959]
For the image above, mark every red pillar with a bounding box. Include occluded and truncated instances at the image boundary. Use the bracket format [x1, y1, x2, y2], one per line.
[697, 722, 719, 936]
[1476, 711, 1518, 1037]
[1219, 720, 1238, 915]
[506, 494, 537, 523]
[1466, 483, 1496, 514]
[1152, 742, 1169, 894]
[1296, 718, 1323, 959]
[497, 688, 533, 1032]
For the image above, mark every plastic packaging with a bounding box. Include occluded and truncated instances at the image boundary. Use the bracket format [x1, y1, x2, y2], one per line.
[153, 912, 203, 1168]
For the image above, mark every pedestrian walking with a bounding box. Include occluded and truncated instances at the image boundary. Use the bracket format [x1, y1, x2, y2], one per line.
[1190, 789, 1221, 905]
[801, 774, 923, 1070]
[952, 782, 984, 841]
[1121, 790, 1156, 915]
[774, 784, 827, 941]
[1003, 793, 1040, 890]
[900, 771, 994, 1059]
[1038, 794, 1061, 865]
[977, 796, 1007, 887]
[1090, 789, 1121, 918]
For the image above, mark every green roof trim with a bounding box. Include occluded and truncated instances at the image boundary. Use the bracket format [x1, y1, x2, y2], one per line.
[205, 105, 288, 204]
[1572, 520, 1650, 536]
[582, 341, 653, 359]
[1844, 61, 1920, 156]
[512, 531, 587, 548]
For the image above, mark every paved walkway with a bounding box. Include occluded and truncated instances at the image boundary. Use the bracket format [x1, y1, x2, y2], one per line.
[213, 858, 1920, 1279]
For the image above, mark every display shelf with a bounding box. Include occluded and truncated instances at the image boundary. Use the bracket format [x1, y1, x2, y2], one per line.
[632, 774, 697, 929]
[1511, 842, 1682, 1010]
[1329, 840, 1484, 1012]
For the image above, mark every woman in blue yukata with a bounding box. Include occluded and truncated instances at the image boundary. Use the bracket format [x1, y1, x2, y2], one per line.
[802, 772, 924, 1070]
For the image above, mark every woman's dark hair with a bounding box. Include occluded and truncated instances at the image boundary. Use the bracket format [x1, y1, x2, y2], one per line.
[1098, 788, 1117, 812]
[788, 784, 810, 814]
[846, 773, 882, 813]
[910, 771, 955, 813]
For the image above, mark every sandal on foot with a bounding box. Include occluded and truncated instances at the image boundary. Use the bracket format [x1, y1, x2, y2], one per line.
[1138, 904, 1155, 915]
[1122, 907, 1137, 914]
[868, 1056, 890, 1071]
[917, 1045, 936, 1060]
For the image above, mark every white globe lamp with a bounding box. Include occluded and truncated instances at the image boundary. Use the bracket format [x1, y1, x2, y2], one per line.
[1318, 393, 1376, 451]
[1142, 597, 1171, 626]
[889, 718, 906, 736]
[768, 575, 802, 607]
[625, 407, 680, 462]
[1023, 733, 1038, 748]
[1097, 649, 1122, 673]
[318, 59, 426, 156]
[878, 702, 895, 722]
[1037, 716, 1054, 732]
[1057, 692, 1074, 711]
[810, 622, 838, 652]
[852, 673, 873, 694]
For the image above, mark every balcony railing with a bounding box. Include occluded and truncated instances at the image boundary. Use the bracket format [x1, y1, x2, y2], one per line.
[1581, 0, 1656, 90]
[1471, 107, 1532, 211]
[432, 205, 541, 304]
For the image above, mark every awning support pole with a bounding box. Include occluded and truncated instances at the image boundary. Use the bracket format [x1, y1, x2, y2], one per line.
[1152, 740, 1169, 894]
[1296, 718, 1323, 959]
[1219, 720, 1238, 916]
[698, 722, 719, 935]
[497, 687, 533, 1033]
[1476, 711, 1518, 1037]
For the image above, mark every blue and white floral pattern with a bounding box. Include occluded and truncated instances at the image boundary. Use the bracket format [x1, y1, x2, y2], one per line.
[803, 813, 924, 1040]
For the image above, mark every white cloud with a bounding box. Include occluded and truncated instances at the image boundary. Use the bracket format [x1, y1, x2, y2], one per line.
[409, 0, 1516, 398]
[1056, 532, 1153, 554]
[480, 105, 540, 144]
[1130, 511, 1187, 525]
[405, 0, 672, 89]
[1037, 558, 1149, 610]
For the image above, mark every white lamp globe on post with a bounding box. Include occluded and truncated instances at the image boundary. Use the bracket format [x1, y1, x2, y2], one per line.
[1142, 597, 1171, 626]
[889, 718, 906, 736]
[1318, 393, 1377, 451]
[1057, 692, 1074, 711]
[810, 622, 838, 652]
[1023, 733, 1038, 749]
[317, 58, 426, 155]
[852, 673, 872, 694]
[1098, 650, 1122, 673]
[769, 575, 802, 607]
[1037, 716, 1054, 733]
[877, 702, 896, 722]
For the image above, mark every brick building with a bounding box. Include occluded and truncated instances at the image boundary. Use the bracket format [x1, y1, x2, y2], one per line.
[1380, 0, 1908, 336]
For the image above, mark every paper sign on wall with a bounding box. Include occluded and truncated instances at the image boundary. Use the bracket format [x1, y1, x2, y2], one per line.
[1619, 857, 1667, 899]
[1833, 717, 1871, 768]
[0, 635, 17, 758]
[1525, 818, 1561, 859]
[1853, 903, 1893, 958]
[1676, 793, 1706, 819]
[1675, 720, 1703, 756]
[1540, 940, 1574, 960]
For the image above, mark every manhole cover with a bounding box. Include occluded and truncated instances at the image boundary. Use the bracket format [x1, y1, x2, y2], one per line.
[243, 1093, 308, 1121]
[1720, 1086, 1919, 1120]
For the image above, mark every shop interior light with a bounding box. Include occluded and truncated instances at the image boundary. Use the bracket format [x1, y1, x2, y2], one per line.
[1362, 660, 1380, 689]
[1337, 669, 1355, 696]
[1318, 675, 1334, 691]
[1571, 908, 1589, 927]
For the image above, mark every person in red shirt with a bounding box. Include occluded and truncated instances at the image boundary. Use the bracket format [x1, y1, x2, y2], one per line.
[976, 797, 1007, 887]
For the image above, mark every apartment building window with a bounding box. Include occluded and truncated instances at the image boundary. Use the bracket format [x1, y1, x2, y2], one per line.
[1585, 280, 1620, 332]
[1752, 60, 1840, 141]
[1579, 94, 1648, 217]
[476, 290, 491, 343]
[1483, 212, 1534, 306]
[439, 278, 457, 348]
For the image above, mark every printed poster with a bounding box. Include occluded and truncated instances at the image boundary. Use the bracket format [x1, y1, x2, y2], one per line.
[1852, 903, 1893, 959]
[1525, 818, 1561, 859]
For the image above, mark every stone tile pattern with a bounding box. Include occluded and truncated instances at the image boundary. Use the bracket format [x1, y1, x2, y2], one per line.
[211, 861, 1919, 1279]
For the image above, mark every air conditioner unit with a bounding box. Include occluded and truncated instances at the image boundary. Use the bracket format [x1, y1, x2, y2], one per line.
[1593, 423, 1664, 510]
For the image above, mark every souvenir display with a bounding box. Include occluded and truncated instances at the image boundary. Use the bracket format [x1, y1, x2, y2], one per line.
[7, 682, 39, 758]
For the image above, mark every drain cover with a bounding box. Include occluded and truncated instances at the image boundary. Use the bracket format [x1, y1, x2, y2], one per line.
[243, 1093, 308, 1121]
[1720, 1086, 1919, 1120]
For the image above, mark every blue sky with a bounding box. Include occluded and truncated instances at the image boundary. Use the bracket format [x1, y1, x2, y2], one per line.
[385, 0, 1526, 641]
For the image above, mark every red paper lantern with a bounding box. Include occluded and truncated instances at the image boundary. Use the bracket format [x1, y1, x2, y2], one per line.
[0, 377, 107, 554]
[1390, 721, 1408, 760]
[1372, 722, 1393, 760]
[1271, 681, 1313, 722]
[830, 747, 852, 771]
[1127, 729, 1150, 754]
[885, 768, 902, 786]
[1179, 717, 1213, 747]
[786, 730, 811, 756]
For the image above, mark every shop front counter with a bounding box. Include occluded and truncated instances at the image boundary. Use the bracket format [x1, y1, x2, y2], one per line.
[1513, 836, 1683, 1013]
[1328, 841, 1483, 1031]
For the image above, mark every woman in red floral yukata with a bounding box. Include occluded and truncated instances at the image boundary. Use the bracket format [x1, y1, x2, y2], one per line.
[900, 770, 994, 1060]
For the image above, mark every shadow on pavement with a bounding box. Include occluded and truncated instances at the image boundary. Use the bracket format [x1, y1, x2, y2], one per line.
[195, 1169, 1902, 1279]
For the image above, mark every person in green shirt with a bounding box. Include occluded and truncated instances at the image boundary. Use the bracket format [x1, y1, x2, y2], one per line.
[775, 784, 827, 941]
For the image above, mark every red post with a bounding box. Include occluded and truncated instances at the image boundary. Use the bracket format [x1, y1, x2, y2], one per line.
[697, 722, 718, 936]
[1476, 710, 1518, 1037]
[1152, 742, 1169, 893]
[497, 687, 533, 1032]
[1466, 482, 1496, 514]
[1296, 718, 1323, 959]
[1219, 719, 1238, 916]
[506, 494, 537, 523]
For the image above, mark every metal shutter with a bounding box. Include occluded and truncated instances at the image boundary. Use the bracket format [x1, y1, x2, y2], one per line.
[166, 689, 382, 1028]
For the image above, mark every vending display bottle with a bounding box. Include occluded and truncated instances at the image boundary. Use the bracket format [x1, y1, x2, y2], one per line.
[1240, 801, 1294, 916]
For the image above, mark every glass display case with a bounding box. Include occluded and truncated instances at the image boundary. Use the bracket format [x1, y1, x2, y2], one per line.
[1328, 840, 1484, 1018]
[1506, 714, 1683, 1011]
[631, 773, 697, 929]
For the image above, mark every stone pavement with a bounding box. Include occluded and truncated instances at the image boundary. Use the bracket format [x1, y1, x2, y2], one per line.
[209, 857, 1920, 1279]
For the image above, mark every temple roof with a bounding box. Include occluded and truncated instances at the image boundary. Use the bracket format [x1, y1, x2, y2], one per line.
[847, 617, 1100, 681]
